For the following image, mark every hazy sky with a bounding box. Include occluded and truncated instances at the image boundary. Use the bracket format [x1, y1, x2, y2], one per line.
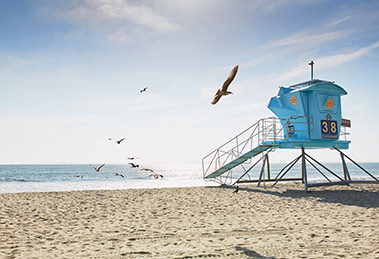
[1, 0, 379, 165]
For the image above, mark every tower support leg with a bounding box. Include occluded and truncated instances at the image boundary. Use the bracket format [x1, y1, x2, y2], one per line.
[266, 154, 271, 181]
[257, 154, 268, 187]
[301, 147, 308, 192]
[335, 148, 378, 181]
[340, 152, 351, 181]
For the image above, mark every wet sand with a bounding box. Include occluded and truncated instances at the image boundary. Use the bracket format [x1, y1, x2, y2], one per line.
[0, 183, 378, 258]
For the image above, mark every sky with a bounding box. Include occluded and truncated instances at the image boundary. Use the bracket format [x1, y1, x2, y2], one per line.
[1, 0, 379, 166]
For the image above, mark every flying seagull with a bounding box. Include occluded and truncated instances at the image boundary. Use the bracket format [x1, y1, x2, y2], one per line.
[129, 162, 139, 168]
[127, 157, 139, 160]
[211, 65, 239, 105]
[115, 172, 125, 178]
[116, 138, 126, 144]
[140, 87, 148, 93]
[89, 164, 105, 172]
[141, 168, 154, 173]
[149, 172, 164, 179]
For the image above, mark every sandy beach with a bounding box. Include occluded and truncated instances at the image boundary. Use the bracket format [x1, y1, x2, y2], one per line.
[0, 183, 378, 258]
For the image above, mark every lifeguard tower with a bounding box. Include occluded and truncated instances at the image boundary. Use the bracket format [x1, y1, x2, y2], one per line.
[202, 61, 378, 191]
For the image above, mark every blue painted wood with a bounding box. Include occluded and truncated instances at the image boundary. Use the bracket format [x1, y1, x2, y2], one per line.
[261, 139, 350, 149]
[267, 79, 349, 148]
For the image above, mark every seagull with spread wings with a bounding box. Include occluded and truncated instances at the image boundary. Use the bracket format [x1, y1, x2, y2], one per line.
[89, 164, 105, 172]
[149, 173, 164, 179]
[129, 162, 139, 168]
[116, 138, 126, 144]
[211, 65, 239, 105]
[127, 157, 139, 160]
[115, 172, 125, 178]
[141, 168, 154, 173]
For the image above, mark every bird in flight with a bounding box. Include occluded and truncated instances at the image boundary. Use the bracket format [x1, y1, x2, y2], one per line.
[140, 87, 148, 93]
[115, 172, 124, 178]
[141, 168, 154, 173]
[149, 172, 164, 179]
[89, 164, 105, 172]
[211, 65, 239, 105]
[129, 162, 139, 168]
[116, 138, 126, 144]
[127, 157, 139, 160]
[108, 138, 126, 144]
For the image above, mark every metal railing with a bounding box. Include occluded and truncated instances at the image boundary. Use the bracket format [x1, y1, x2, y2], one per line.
[339, 125, 350, 141]
[202, 115, 351, 184]
[202, 117, 286, 180]
[284, 115, 314, 139]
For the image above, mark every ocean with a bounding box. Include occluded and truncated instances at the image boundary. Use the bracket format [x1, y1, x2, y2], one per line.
[0, 163, 378, 193]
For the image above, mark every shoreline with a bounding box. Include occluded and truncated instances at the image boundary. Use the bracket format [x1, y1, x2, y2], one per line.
[0, 178, 219, 194]
[1, 183, 378, 258]
[1, 176, 378, 194]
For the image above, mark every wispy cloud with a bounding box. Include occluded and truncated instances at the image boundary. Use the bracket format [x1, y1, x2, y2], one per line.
[324, 15, 352, 28]
[0, 53, 40, 76]
[61, 0, 179, 32]
[266, 31, 346, 49]
[241, 16, 352, 70]
[278, 41, 379, 81]
[245, 0, 316, 14]
[49, 0, 180, 44]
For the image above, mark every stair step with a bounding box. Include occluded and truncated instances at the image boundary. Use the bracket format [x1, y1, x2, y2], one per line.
[205, 145, 272, 179]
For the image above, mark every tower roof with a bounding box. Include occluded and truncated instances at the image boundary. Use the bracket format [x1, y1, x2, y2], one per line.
[286, 79, 347, 96]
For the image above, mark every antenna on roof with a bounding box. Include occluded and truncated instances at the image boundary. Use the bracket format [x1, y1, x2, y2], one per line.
[308, 60, 314, 80]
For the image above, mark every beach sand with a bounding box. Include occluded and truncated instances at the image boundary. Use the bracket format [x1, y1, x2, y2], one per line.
[0, 183, 378, 258]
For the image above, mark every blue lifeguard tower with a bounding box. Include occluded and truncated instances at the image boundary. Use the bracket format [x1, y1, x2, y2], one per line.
[202, 61, 378, 191]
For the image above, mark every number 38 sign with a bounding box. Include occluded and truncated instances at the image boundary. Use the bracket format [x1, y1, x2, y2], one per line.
[321, 120, 338, 139]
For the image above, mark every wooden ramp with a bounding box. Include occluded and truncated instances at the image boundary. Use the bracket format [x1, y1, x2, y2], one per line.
[205, 145, 273, 179]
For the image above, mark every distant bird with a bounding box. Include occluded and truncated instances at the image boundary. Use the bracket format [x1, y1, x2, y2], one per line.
[129, 162, 139, 168]
[146, 172, 163, 179]
[141, 168, 154, 173]
[116, 138, 126, 144]
[127, 157, 139, 160]
[89, 164, 105, 172]
[74, 175, 83, 178]
[233, 186, 239, 193]
[140, 87, 148, 93]
[115, 172, 124, 178]
[149, 172, 163, 179]
[211, 65, 239, 105]
[108, 138, 112, 141]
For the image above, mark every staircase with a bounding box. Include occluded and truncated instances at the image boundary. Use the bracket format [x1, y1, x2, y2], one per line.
[202, 117, 285, 184]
